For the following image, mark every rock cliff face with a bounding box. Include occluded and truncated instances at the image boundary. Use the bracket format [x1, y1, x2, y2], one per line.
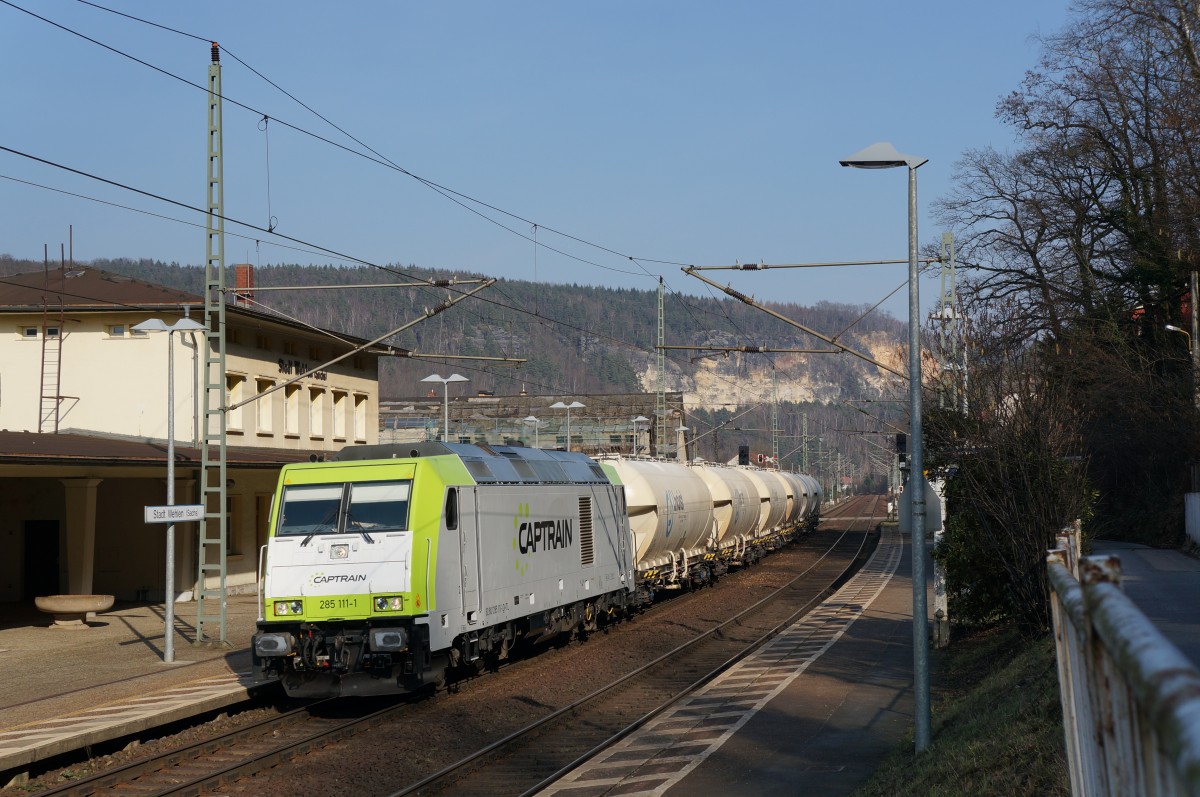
[637, 329, 907, 408]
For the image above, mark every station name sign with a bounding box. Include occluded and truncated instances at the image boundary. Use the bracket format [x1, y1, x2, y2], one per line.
[144, 504, 205, 524]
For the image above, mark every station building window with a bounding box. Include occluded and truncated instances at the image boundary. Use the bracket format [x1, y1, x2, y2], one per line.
[256, 378, 275, 435]
[226, 495, 242, 556]
[309, 387, 326, 439]
[255, 493, 273, 553]
[285, 384, 301, 436]
[333, 390, 348, 440]
[226, 374, 247, 432]
[353, 393, 368, 441]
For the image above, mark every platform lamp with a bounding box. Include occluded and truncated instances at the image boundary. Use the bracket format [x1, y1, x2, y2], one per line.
[840, 140, 930, 752]
[550, 401, 584, 451]
[133, 316, 207, 664]
[631, 415, 650, 455]
[422, 374, 469, 443]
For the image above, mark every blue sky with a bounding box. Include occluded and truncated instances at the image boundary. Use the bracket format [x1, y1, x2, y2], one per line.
[1, 1, 1071, 319]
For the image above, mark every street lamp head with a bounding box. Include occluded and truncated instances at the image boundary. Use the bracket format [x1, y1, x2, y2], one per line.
[550, 401, 585, 410]
[422, 373, 470, 385]
[839, 141, 927, 170]
[1166, 324, 1186, 333]
[133, 319, 170, 333]
[523, 415, 539, 424]
[133, 317, 208, 334]
[171, 318, 208, 332]
[632, 415, 649, 424]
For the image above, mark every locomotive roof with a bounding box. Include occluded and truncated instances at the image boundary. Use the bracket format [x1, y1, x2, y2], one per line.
[332, 442, 614, 486]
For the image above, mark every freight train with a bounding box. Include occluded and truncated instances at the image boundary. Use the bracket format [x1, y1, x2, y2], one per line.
[252, 442, 821, 697]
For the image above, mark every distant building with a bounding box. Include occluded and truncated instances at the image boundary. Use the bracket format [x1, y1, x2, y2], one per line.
[0, 266, 389, 604]
[380, 390, 688, 458]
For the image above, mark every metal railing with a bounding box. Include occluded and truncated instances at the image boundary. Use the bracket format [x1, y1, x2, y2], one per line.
[1047, 527, 1200, 796]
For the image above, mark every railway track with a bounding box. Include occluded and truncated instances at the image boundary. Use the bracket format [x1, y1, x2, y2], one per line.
[25, 496, 881, 797]
[25, 696, 409, 797]
[390, 494, 884, 797]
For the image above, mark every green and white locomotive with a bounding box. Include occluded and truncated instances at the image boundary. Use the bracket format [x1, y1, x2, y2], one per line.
[253, 441, 821, 697]
[253, 442, 635, 697]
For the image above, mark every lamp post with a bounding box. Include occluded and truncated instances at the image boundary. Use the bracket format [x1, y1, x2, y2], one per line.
[133, 316, 207, 664]
[523, 415, 540, 448]
[1166, 324, 1200, 412]
[631, 415, 649, 455]
[840, 141, 930, 752]
[550, 401, 584, 451]
[421, 373, 469, 442]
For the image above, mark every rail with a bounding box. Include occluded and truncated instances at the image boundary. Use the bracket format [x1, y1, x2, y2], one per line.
[1047, 528, 1200, 796]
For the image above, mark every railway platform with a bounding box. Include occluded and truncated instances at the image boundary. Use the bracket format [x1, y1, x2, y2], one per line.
[0, 593, 270, 785]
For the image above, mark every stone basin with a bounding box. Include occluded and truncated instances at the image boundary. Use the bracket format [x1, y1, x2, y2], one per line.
[34, 594, 115, 629]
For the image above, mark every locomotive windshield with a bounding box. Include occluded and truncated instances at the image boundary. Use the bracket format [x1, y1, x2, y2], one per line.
[346, 481, 411, 532]
[277, 480, 412, 537]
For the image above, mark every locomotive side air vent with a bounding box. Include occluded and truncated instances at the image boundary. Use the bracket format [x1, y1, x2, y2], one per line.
[579, 496, 594, 567]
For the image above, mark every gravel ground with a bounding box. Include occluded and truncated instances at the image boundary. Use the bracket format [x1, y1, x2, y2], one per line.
[4, 529, 853, 796]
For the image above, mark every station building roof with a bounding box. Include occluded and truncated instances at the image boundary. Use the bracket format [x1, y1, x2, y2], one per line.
[0, 430, 311, 469]
[0, 267, 404, 355]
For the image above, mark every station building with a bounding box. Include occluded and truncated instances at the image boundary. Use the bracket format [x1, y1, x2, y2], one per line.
[0, 266, 387, 604]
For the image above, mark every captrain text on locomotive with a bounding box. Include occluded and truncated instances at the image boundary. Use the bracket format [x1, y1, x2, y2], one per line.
[252, 442, 822, 697]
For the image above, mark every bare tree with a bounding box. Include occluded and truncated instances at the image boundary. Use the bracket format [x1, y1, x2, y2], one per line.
[928, 320, 1093, 633]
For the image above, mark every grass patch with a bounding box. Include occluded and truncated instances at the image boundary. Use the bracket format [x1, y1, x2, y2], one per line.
[852, 624, 1069, 797]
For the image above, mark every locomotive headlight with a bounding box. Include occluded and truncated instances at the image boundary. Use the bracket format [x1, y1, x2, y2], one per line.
[330, 544, 349, 560]
[273, 600, 304, 616]
[373, 595, 404, 612]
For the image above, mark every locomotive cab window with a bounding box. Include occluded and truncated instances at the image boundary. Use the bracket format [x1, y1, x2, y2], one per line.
[346, 481, 411, 533]
[277, 480, 411, 536]
[444, 488, 458, 530]
[278, 484, 342, 536]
